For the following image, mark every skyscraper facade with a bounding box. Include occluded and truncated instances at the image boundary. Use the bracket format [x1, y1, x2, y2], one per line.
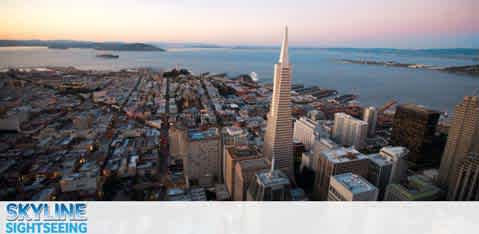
[438, 96, 479, 193]
[391, 104, 440, 164]
[363, 106, 378, 137]
[332, 113, 368, 150]
[263, 27, 293, 175]
[449, 153, 479, 201]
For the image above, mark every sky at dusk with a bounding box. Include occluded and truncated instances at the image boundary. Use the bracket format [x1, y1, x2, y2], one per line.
[1, 0, 478, 48]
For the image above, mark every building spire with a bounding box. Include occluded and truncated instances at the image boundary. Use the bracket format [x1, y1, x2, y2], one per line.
[278, 26, 289, 65]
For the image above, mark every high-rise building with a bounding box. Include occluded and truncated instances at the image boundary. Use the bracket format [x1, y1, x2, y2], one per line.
[367, 146, 409, 200]
[313, 146, 369, 200]
[184, 128, 221, 185]
[224, 145, 259, 197]
[391, 104, 440, 164]
[332, 113, 368, 150]
[246, 166, 292, 201]
[438, 96, 479, 192]
[220, 126, 249, 182]
[293, 117, 317, 151]
[449, 153, 479, 201]
[362, 106, 378, 137]
[380, 146, 409, 184]
[328, 173, 378, 201]
[234, 158, 269, 201]
[384, 175, 442, 201]
[263, 27, 294, 175]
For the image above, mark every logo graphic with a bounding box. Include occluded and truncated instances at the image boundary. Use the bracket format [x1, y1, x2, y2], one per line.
[5, 203, 88, 234]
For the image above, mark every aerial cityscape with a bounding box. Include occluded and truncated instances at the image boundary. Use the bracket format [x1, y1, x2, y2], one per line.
[0, 0, 478, 202]
[1, 26, 478, 201]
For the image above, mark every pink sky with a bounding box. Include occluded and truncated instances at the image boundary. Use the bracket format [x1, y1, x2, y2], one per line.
[1, 0, 478, 48]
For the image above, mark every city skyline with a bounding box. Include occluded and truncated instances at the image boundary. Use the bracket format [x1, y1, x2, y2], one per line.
[1, 0, 479, 48]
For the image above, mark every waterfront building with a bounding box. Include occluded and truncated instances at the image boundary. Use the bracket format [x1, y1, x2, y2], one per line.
[293, 117, 317, 151]
[391, 104, 440, 164]
[234, 158, 269, 201]
[449, 153, 479, 201]
[438, 96, 479, 193]
[384, 175, 442, 201]
[332, 113, 368, 150]
[313, 146, 369, 200]
[362, 106, 378, 137]
[328, 173, 378, 201]
[263, 27, 294, 175]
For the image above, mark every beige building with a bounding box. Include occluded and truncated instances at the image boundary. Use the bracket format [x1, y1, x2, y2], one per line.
[449, 153, 479, 201]
[184, 128, 221, 184]
[234, 158, 269, 201]
[224, 145, 260, 197]
[438, 96, 479, 194]
[263, 27, 294, 175]
[293, 117, 317, 151]
[313, 147, 369, 200]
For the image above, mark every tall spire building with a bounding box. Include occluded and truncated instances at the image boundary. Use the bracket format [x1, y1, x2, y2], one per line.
[263, 26, 293, 175]
[438, 96, 479, 194]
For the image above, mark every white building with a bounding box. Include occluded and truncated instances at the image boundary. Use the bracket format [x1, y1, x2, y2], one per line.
[328, 172, 378, 201]
[293, 117, 317, 151]
[263, 27, 294, 175]
[362, 106, 378, 137]
[380, 146, 409, 184]
[332, 113, 368, 149]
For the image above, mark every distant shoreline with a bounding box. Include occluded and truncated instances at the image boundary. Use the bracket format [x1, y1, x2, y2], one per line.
[340, 59, 479, 77]
[0, 40, 165, 52]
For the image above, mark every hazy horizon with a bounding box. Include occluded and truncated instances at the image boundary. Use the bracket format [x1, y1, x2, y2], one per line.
[1, 0, 478, 49]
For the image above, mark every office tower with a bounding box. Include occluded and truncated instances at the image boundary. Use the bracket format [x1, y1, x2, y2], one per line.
[184, 128, 221, 185]
[384, 175, 442, 201]
[263, 27, 294, 175]
[367, 153, 393, 200]
[328, 173, 378, 201]
[313, 147, 369, 200]
[362, 106, 377, 137]
[391, 104, 440, 164]
[367, 146, 408, 200]
[220, 126, 249, 182]
[438, 96, 479, 191]
[449, 153, 479, 201]
[293, 117, 317, 151]
[332, 113, 368, 149]
[234, 158, 269, 201]
[246, 161, 292, 201]
[380, 146, 409, 183]
[224, 145, 259, 197]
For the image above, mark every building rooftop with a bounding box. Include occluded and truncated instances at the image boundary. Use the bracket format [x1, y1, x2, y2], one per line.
[256, 169, 290, 187]
[187, 128, 218, 141]
[333, 173, 377, 195]
[228, 145, 257, 159]
[237, 158, 269, 172]
[322, 147, 368, 163]
[225, 126, 244, 136]
[367, 153, 393, 167]
[398, 103, 440, 115]
[390, 175, 442, 200]
[380, 146, 409, 158]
